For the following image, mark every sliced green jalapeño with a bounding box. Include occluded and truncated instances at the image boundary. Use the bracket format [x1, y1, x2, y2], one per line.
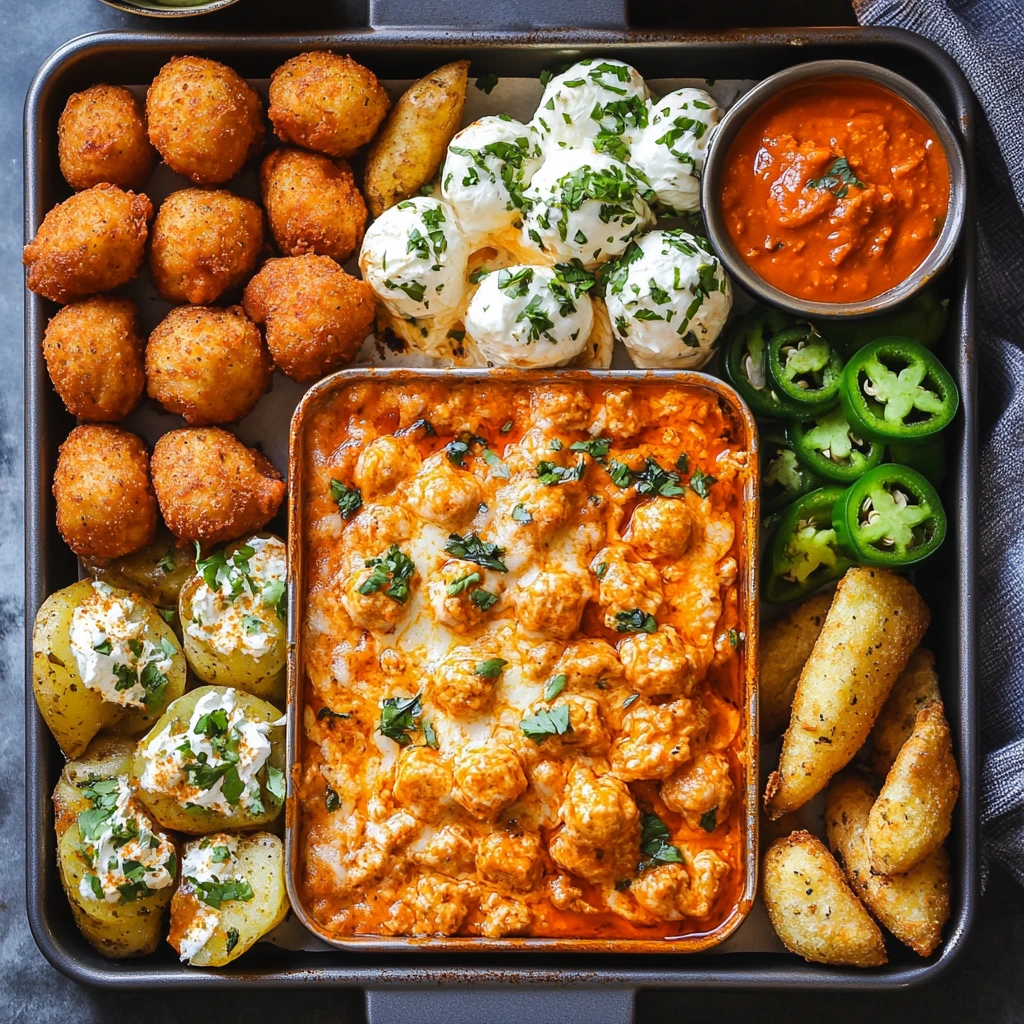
[760, 427, 823, 515]
[786, 407, 885, 484]
[766, 325, 844, 413]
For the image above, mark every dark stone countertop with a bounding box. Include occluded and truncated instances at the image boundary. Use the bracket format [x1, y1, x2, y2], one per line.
[2, 1, 1022, 1021]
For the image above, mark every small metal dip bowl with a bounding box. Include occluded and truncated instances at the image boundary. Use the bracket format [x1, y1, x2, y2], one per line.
[700, 60, 967, 320]
[98, 0, 242, 16]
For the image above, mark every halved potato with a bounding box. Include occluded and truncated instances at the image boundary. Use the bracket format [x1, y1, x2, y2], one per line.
[131, 685, 286, 834]
[33, 579, 186, 757]
[53, 733, 136, 837]
[178, 532, 286, 703]
[169, 832, 289, 967]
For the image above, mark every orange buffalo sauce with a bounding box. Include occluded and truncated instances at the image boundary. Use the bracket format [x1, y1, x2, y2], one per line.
[721, 77, 950, 303]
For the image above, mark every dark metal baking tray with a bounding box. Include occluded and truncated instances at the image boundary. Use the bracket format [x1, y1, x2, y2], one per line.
[24, 26, 976, 1008]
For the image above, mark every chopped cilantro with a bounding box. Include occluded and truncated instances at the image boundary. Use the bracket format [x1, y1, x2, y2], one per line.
[359, 545, 415, 603]
[330, 479, 363, 519]
[689, 466, 717, 499]
[639, 811, 684, 869]
[615, 609, 657, 634]
[544, 674, 567, 701]
[519, 704, 572, 744]
[475, 72, 499, 94]
[445, 532, 508, 572]
[378, 692, 422, 747]
[699, 807, 718, 833]
[475, 658, 507, 678]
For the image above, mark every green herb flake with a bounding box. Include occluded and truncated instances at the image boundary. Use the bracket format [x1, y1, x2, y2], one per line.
[544, 674, 567, 701]
[378, 692, 422, 747]
[615, 609, 657, 634]
[225, 927, 240, 954]
[639, 811, 684, 868]
[475, 72, 499, 94]
[330, 479, 363, 519]
[623, 693, 640, 709]
[475, 657, 508, 678]
[469, 588, 499, 611]
[519, 704, 572, 744]
[699, 806, 718, 833]
[689, 466, 717, 499]
[511, 503, 533, 524]
[325, 787, 341, 812]
[445, 532, 508, 572]
[359, 545, 416, 603]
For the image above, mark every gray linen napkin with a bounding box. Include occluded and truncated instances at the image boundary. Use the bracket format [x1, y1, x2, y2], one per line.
[855, 0, 1024, 885]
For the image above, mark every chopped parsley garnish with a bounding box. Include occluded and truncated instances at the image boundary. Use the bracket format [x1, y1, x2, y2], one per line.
[607, 460, 635, 488]
[568, 437, 611, 460]
[189, 876, 255, 909]
[639, 811, 684, 869]
[261, 579, 287, 622]
[615, 609, 657, 634]
[243, 614, 263, 635]
[359, 545, 415, 603]
[384, 278, 426, 303]
[93, 638, 112, 656]
[265, 765, 286, 803]
[157, 548, 176, 574]
[422, 719, 439, 749]
[469, 267, 490, 284]
[325, 787, 341, 812]
[497, 266, 535, 297]
[469, 588, 498, 611]
[607, 457, 685, 497]
[699, 807, 718, 833]
[330, 479, 363, 519]
[447, 571, 482, 596]
[378, 692, 422, 747]
[511, 503, 533, 524]
[195, 543, 256, 600]
[553, 259, 598, 296]
[544, 674, 567, 701]
[500, 420, 514, 434]
[536, 455, 586, 485]
[689, 466, 717, 499]
[317, 706, 350, 722]
[675, 452, 690, 475]
[595, 561, 608, 579]
[445, 532, 508, 572]
[550, 439, 564, 451]
[516, 293, 556, 342]
[475, 71, 499, 94]
[482, 448, 509, 479]
[806, 156, 865, 199]
[225, 928, 240, 953]
[728, 628, 743, 649]
[445, 433, 485, 468]
[519, 704, 572, 744]
[539, 69, 554, 86]
[475, 658, 508, 678]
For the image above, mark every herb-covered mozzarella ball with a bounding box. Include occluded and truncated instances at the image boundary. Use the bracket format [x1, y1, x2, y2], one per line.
[605, 229, 732, 369]
[520, 149, 654, 267]
[464, 264, 594, 368]
[631, 88, 721, 215]
[359, 197, 470, 321]
[440, 115, 541, 244]
[531, 59, 649, 156]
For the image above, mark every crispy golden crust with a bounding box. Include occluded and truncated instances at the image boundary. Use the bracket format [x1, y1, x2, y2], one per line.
[57, 84, 156, 191]
[765, 568, 930, 818]
[762, 830, 887, 968]
[146, 56, 264, 185]
[268, 51, 390, 158]
[260, 148, 367, 260]
[242, 254, 374, 381]
[151, 427, 285, 545]
[870, 647, 941, 777]
[23, 184, 152, 304]
[867, 701, 960, 875]
[145, 305, 273, 425]
[54, 425, 157, 558]
[825, 771, 950, 957]
[148, 188, 264, 305]
[42, 296, 145, 421]
[759, 591, 832, 737]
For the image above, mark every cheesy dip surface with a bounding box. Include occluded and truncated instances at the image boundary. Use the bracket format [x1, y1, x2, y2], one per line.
[297, 377, 750, 942]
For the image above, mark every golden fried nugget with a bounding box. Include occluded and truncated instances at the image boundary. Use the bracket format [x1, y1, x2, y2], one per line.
[149, 189, 264, 304]
[146, 305, 273, 425]
[58, 84, 156, 191]
[23, 184, 152, 304]
[146, 56, 264, 184]
[242, 254, 374, 381]
[760, 591, 832, 737]
[54, 425, 157, 559]
[765, 568, 930, 819]
[826, 771, 950, 957]
[151, 427, 285, 545]
[260, 148, 367, 260]
[870, 647, 942, 777]
[268, 52, 390, 158]
[763, 830, 887, 968]
[42, 296, 145, 421]
[868, 702, 960, 875]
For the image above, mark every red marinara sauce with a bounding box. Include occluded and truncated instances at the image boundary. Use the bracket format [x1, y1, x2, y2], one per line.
[720, 77, 950, 303]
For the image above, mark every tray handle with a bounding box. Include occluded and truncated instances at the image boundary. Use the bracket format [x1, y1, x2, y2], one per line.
[366, 986, 636, 1024]
[368, 0, 628, 30]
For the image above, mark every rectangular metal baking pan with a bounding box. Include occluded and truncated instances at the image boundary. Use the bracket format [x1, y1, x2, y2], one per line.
[24, 26, 976, 1001]
[285, 367, 760, 955]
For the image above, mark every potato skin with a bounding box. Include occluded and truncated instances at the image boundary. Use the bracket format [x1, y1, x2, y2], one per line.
[243, 254, 374, 381]
[42, 296, 145, 422]
[147, 56, 264, 185]
[58, 84, 156, 191]
[23, 184, 153, 303]
[149, 189, 264, 305]
[825, 771, 950, 957]
[867, 702, 960, 875]
[53, 733, 137, 836]
[765, 568, 930, 818]
[54, 425, 158, 559]
[146, 305, 273, 425]
[364, 60, 469, 217]
[760, 591, 832, 737]
[169, 832, 289, 966]
[260, 147, 367, 260]
[151, 427, 286, 545]
[763, 830, 887, 968]
[870, 646, 941, 777]
[268, 51, 390, 158]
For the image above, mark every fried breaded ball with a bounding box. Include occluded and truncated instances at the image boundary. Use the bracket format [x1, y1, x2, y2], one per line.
[146, 56, 264, 184]
[42, 296, 145, 421]
[149, 189, 264, 304]
[242, 254, 374, 381]
[146, 305, 273, 425]
[54, 425, 157, 558]
[151, 427, 285, 544]
[58, 84, 157, 191]
[260, 148, 367, 260]
[267, 51, 390, 158]
[23, 184, 153, 303]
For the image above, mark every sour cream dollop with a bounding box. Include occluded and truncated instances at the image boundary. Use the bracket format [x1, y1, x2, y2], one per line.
[604, 229, 732, 368]
[519, 149, 654, 267]
[464, 264, 594, 367]
[631, 88, 721, 215]
[359, 197, 471, 321]
[176, 833, 245, 962]
[441, 115, 541, 244]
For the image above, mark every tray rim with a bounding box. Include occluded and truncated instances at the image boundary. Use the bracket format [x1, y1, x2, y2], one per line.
[23, 24, 977, 991]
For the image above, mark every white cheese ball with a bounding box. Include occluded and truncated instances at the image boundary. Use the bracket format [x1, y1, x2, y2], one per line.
[359, 196, 470, 321]
[520, 149, 654, 267]
[530, 58, 648, 155]
[631, 88, 721, 215]
[464, 264, 594, 368]
[440, 115, 541, 244]
[605, 229, 732, 369]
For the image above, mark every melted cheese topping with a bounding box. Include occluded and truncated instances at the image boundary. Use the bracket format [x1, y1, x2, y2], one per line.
[298, 379, 749, 942]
